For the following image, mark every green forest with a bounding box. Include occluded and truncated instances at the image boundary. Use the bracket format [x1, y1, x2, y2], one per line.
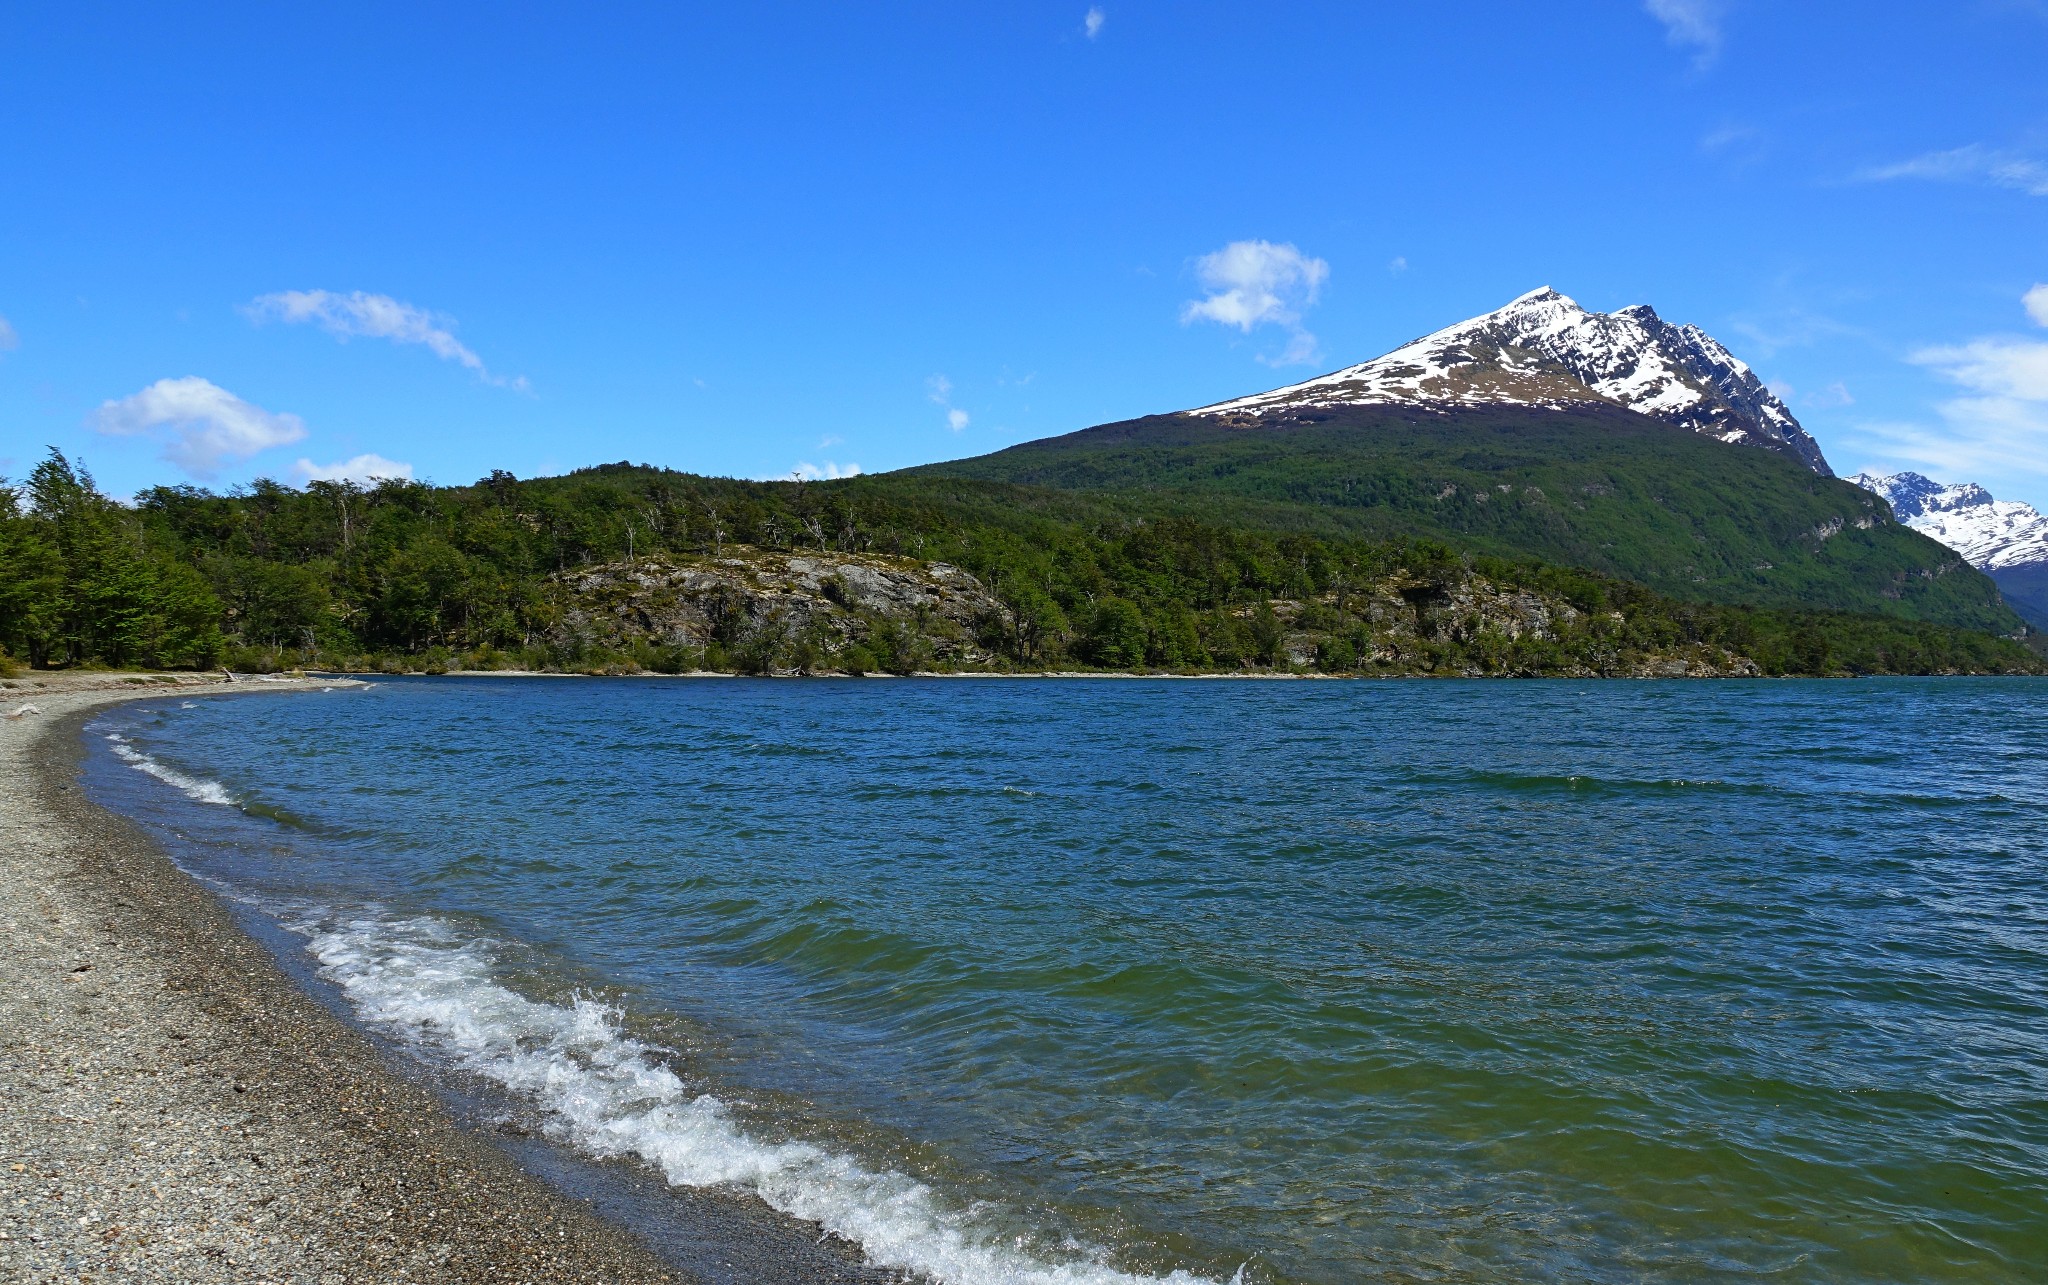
[1, 448, 2039, 679]
[913, 404, 2029, 633]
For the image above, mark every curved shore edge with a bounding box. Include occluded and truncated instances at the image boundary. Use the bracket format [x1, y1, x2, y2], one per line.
[0, 674, 888, 1285]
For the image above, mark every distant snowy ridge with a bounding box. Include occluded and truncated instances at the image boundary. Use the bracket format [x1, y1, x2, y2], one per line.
[1191, 287, 1833, 476]
[1848, 471, 2048, 571]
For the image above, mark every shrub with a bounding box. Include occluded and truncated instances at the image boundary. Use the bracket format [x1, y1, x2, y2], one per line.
[640, 643, 696, 674]
[1247, 601, 1285, 666]
[1082, 598, 1147, 668]
[222, 644, 284, 674]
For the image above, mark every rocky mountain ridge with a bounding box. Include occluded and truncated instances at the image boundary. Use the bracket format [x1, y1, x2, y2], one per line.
[1849, 470, 2048, 631]
[1848, 471, 2048, 570]
[1193, 287, 1832, 475]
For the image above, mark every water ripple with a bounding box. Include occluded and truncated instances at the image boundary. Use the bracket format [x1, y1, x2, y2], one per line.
[84, 676, 2048, 1284]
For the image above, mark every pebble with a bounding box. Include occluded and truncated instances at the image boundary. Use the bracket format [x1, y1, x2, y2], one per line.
[0, 679, 692, 1283]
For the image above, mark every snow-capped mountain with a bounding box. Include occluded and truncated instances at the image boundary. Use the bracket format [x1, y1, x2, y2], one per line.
[1848, 471, 2048, 571]
[1193, 287, 1834, 476]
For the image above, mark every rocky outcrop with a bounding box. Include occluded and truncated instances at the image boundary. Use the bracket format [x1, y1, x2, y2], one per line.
[553, 549, 1003, 668]
[1427, 576, 1755, 675]
[1256, 572, 1759, 678]
[552, 549, 1762, 677]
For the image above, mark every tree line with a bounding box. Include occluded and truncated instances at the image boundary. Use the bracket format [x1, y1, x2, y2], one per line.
[0, 450, 2038, 678]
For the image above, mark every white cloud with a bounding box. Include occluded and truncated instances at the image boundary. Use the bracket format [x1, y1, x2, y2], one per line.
[1860, 288, 2048, 479]
[293, 453, 415, 485]
[1182, 240, 1328, 331]
[247, 289, 528, 389]
[2025, 283, 2048, 327]
[1856, 144, 2048, 197]
[1915, 332, 2048, 403]
[927, 373, 971, 430]
[1851, 410, 2048, 482]
[1644, 0, 1723, 65]
[1387, 256, 1408, 275]
[91, 377, 306, 478]
[1260, 331, 1321, 368]
[1727, 308, 1856, 360]
[1084, 7, 1104, 38]
[1699, 122, 1756, 152]
[0, 315, 16, 351]
[1773, 379, 1856, 410]
[788, 460, 862, 482]
[1181, 239, 1329, 366]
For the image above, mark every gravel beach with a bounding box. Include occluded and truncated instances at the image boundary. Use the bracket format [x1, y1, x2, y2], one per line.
[0, 674, 889, 1285]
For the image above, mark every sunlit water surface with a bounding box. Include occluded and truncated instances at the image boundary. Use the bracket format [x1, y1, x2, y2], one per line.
[86, 677, 2048, 1284]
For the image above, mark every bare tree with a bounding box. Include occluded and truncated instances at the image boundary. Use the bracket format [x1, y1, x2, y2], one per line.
[702, 502, 726, 556]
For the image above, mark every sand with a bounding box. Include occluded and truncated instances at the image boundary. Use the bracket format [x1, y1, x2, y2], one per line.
[0, 673, 887, 1285]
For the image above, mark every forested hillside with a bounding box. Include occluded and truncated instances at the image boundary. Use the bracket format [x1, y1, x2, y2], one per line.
[2, 450, 2038, 679]
[912, 404, 2025, 634]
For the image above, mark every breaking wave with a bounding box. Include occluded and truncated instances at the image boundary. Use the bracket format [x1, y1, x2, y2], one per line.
[292, 910, 1232, 1285]
[105, 733, 236, 806]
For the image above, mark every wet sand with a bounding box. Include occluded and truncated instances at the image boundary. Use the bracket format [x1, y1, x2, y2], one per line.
[0, 674, 888, 1284]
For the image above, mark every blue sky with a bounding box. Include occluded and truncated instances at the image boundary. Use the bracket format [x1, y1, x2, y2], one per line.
[3, 2, 2046, 508]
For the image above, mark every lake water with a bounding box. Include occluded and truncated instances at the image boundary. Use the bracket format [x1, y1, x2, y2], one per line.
[85, 677, 2048, 1284]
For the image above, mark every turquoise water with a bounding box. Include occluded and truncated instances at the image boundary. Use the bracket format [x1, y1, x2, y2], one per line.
[87, 678, 2048, 1283]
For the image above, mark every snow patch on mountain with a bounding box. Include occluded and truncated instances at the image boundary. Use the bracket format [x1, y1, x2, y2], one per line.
[1848, 471, 2048, 570]
[1192, 287, 1833, 475]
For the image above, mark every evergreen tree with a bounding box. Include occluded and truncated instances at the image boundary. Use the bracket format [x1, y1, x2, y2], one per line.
[3, 450, 223, 668]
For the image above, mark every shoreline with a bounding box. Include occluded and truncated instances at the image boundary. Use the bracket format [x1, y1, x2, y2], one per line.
[380, 667, 1807, 680]
[0, 674, 887, 1284]
[360, 667, 2026, 682]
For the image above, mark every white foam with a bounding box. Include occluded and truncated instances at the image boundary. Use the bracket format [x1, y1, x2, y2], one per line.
[105, 733, 237, 806]
[292, 911, 1228, 1285]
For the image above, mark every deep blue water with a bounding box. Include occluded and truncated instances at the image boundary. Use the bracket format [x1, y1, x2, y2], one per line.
[85, 677, 2048, 1284]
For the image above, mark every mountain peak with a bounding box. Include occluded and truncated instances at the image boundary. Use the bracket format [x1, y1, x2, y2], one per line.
[1192, 289, 1833, 476]
[1848, 470, 1944, 519]
[1849, 470, 2045, 570]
